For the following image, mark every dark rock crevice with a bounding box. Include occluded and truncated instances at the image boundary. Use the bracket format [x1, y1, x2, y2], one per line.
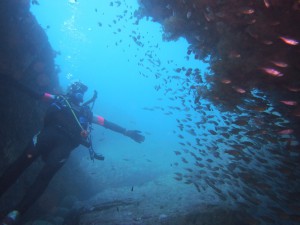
[0, 0, 59, 215]
[0, 0, 59, 167]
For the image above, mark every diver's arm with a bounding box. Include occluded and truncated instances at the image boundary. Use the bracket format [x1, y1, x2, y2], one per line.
[92, 115, 145, 143]
[21, 90, 56, 102]
[92, 115, 127, 133]
[18, 85, 57, 102]
[41, 93, 57, 102]
[0, 75, 56, 102]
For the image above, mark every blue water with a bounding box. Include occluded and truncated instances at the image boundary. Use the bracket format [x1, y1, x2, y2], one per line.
[30, 0, 209, 197]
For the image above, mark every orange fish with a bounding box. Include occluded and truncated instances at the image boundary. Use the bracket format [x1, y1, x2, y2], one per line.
[263, 0, 270, 8]
[228, 51, 241, 58]
[271, 61, 288, 68]
[221, 79, 231, 84]
[280, 100, 298, 106]
[261, 67, 283, 77]
[286, 86, 300, 92]
[247, 19, 256, 25]
[278, 129, 294, 135]
[279, 36, 299, 46]
[262, 40, 273, 45]
[234, 87, 246, 94]
[241, 8, 255, 15]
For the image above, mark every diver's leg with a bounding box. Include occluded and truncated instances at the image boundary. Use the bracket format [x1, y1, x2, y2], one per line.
[15, 134, 75, 215]
[0, 140, 38, 198]
[15, 160, 64, 214]
[0, 159, 64, 225]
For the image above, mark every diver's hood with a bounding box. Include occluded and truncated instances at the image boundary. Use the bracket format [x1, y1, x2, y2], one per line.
[67, 81, 88, 94]
[67, 81, 88, 104]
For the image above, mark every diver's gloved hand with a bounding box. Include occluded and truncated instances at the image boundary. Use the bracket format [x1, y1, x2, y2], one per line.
[94, 152, 105, 161]
[125, 130, 145, 143]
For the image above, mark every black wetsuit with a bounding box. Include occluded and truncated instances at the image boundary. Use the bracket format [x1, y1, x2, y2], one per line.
[0, 96, 93, 214]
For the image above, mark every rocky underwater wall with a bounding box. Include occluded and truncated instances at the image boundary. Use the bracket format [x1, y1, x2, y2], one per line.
[0, 0, 59, 169]
[133, 1, 300, 224]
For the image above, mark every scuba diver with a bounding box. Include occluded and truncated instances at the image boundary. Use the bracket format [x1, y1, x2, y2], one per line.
[0, 80, 145, 225]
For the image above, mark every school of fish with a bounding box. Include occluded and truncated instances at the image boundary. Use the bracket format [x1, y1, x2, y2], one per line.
[135, 0, 300, 224]
[95, 1, 299, 224]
